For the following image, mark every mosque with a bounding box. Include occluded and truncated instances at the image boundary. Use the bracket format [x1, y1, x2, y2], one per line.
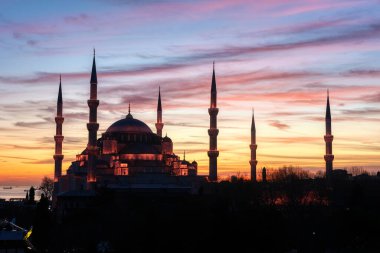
[53, 53, 206, 204]
[53, 51, 335, 208]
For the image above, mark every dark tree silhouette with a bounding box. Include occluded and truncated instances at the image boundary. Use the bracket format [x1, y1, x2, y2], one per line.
[39, 176, 54, 200]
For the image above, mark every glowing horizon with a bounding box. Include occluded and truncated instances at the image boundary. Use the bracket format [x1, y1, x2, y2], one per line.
[0, 0, 379, 185]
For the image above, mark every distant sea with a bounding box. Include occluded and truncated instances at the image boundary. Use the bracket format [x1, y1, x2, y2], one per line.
[0, 186, 41, 201]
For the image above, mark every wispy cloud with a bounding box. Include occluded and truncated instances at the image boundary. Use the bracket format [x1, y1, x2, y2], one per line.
[268, 120, 290, 130]
[14, 121, 48, 128]
[64, 14, 91, 25]
[261, 136, 321, 144]
[22, 159, 53, 165]
[274, 1, 360, 17]
[340, 108, 380, 115]
[359, 92, 380, 103]
[174, 21, 380, 63]
[0, 155, 36, 161]
[242, 17, 351, 37]
[345, 69, 380, 77]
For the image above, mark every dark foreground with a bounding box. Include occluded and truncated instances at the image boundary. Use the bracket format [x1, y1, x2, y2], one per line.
[2, 177, 380, 253]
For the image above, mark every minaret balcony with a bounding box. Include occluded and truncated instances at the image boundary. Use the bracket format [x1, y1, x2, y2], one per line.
[87, 99, 99, 107]
[87, 122, 99, 131]
[55, 116, 64, 124]
[324, 135, 334, 142]
[54, 135, 64, 142]
[208, 129, 219, 137]
[324, 154, 334, 162]
[249, 160, 258, 166]
[53, 154, 64, 160]
[250, 144, 257, 150]
[207, 150, 219, 158]
[208, 108, 219, 116]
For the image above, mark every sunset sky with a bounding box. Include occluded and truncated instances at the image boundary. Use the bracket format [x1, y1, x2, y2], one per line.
[0, 0, 379, 185]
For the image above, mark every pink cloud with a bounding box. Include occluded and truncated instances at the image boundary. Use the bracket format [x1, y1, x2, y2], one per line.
[274, 1, 361, 17]
[269, 120, 290, 130]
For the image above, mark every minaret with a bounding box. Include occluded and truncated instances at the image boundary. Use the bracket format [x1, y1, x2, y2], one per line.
[208, 62, 219, 181]
[324, 89, 334, 182]
[54, 75, 64, 183]
[53, 76, 64, 206]
[250, 109, 257, 182]
[87, 49, 99, 187]
[155, 86, 164, 137]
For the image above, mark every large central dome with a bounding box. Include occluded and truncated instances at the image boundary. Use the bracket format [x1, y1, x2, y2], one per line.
[106, 113, 153, 134]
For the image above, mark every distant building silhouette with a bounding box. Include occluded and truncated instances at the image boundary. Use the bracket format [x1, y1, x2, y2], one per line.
[250, 109, 257, 182]
[208, 62, 219, 181]
[262, 167, 267, 183]
[324, 90, 334, 182]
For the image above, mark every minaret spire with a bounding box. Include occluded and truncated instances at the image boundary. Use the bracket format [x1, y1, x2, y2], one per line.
[326, 89, 331, 133]
[90, 51, 97, 85]
[155, 86, 164, 137]
[211, 61, 217, 108]
[87, 50, 100, 188]
[208, 62, 219, 181]
[250, 109, 258, 182]
[324, 89, 334, 182]
[53, 75, 64, 204]
[57, 75, 62, 114]
[158, 86, 162, 111]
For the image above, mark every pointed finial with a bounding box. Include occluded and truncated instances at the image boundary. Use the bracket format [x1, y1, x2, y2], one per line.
[184, 150, 186, 161]
[251, 108, 256, 132]
[57, 75, 63, 115]
[157, 86, 162, 112]
[165, 132, 167, 137]
[211, 61, 217, 93]
[58, 75, 62, 103]
[90, 49, 97, 84]
[325, 89, 331, 120]
[126, 102, 133, 119]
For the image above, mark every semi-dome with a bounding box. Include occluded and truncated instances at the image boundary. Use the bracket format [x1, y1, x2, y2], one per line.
[162, 135, 172, 143]
[106, 113, 153, 134]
